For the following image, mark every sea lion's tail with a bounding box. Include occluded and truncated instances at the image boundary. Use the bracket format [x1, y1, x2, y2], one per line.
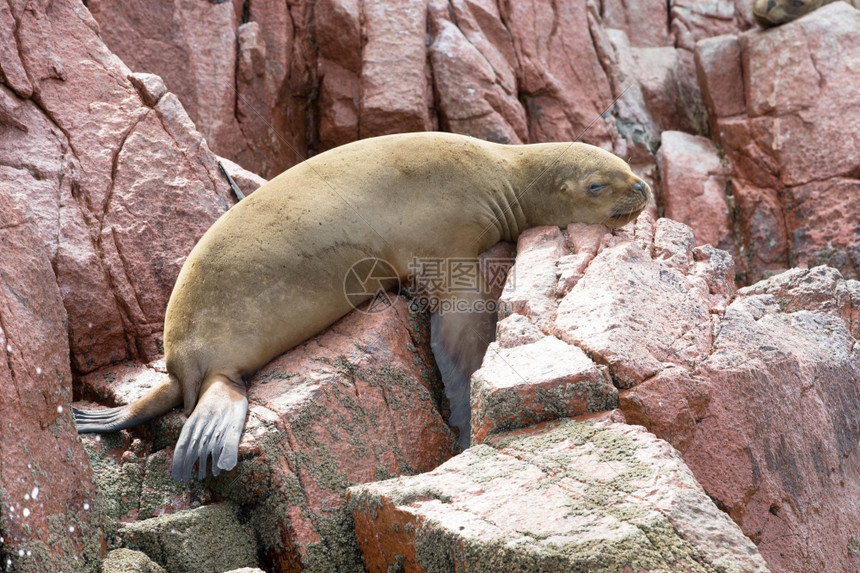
[73, 375, 183, 433]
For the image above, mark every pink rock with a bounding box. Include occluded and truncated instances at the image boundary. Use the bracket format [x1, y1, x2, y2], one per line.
[237, 1, 314, 178]
[600, 0, 670, 47]
[500, 0, 614, 145]
[499, 226, 568, 330]
[86, 0, 244, 163]
[316, 0, 361, 150]
[554, 237, 714, 388]
[4, 0, 236, 372]
[657, 131, 733, 253]
[679, 266, 860, 573]
[493, 313, 544, 348]
[671, 1, 754, 51]
[630, 47, 707, 136]
[0, 194, 105, 570]
[349, 419, 770, 572]
[317, 59, 360, 150]
[359, 0, 436, 137]
[739, 5, 860, 187]
[695, 4, 860, 283]
[695, 34, 745, 127]
[733, 181, 790, 282]
[428, 0, 526, 143]
[784, 178, 860, 279]
[74, 296, 457, 570]
[471, 337, 616, 443]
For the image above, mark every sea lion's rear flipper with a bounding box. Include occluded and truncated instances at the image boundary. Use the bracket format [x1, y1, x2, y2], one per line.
[430, 294, 497, 450]
[171, 373, 248, 482]
[74, 376, 182, 433]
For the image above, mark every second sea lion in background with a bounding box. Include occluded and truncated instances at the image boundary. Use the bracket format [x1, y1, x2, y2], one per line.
[752, 0, 859, 26]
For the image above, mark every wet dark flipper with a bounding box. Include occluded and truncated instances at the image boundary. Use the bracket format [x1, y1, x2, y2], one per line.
[430, 291, 497, 450]
[73, 377, 182, 434]
[171, 374, 248, 482]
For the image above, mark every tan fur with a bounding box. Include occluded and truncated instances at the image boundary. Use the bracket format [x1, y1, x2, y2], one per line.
[753, 0, 859, 27]
[75, 132, 650, 479]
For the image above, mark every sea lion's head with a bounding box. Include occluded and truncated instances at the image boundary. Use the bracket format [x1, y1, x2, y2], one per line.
[526, 143, 651, 230]
[752, 0, 823, 27]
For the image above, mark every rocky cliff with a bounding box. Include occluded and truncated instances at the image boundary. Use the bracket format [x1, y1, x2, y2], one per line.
[1, 0, 859, 572]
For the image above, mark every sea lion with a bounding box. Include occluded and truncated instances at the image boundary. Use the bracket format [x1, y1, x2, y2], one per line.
[752, 0, 859, 26]
[74, 132, 651, 480]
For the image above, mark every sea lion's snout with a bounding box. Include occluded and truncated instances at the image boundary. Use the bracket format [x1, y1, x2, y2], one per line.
[632, 180, 648, 199]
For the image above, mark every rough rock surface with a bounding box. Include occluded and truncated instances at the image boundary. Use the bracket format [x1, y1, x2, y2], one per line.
[75, 297, 458, 571]
[0, 195, 105, 570]
[695, 2, 860, 282]
[657, 130, 733, 254]
[486, 215, 859, 573]
[76, 0, 859, 289]
[119, 503, 258, 573]
[84, 0, 753, 174]
[1, 0, 235, 377]
[101, 549, 165, 573]
[350, 418, 770, 572]
[5, 0, 860, 572]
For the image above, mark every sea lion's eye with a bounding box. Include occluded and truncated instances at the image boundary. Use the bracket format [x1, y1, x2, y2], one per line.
[588, 182, 607, 195]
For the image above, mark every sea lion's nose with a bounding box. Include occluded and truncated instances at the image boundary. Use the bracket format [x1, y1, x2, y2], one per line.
[633, 180, 647, 198]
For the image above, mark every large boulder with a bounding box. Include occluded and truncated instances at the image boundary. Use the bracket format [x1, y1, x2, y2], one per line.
[695, 2, 860, 282]
[0, 195, 104, 570]
[350, 418, 770, 572]
[486, 213, 859, 573]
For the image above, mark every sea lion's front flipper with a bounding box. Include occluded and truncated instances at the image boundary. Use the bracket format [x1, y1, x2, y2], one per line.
[430, 293, 497, 450]
[171, 373, 248, 482]
[74, 376, 182, 433]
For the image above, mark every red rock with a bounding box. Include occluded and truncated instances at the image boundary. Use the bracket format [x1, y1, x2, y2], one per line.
[631, 47, 707, 136]
[0, 194, 105, 570]
[76, 297, 457, 570]
[500, 0, 614, 145]
[600, 0, 670, 47]
[732, 181, 790, 282]
[470, 336, 616, 443]
[316, 0, 361, 150]
[696, 4, 860, 282]
[317, 60, 360, 150]
[783, 178, 860, 278]
[4, 0, 235, 371]
[555, 222, 714, 388]
[680, 266, 860, 573]
[349, 419, 770, 572]
[694, 34, 745, 129]
[671, 0, 754, 51]
[359, 0, 436, 137]
[657, 131, 733, 253]
[739, 5, 860, 187]
[498, 226, 567, 330]
[427, 0, 526, 143]
[87, 0, 244, 163]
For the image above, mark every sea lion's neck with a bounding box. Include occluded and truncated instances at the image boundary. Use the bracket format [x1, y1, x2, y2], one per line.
[480, 180, 527, 248]
[493, 142, 572, 234]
